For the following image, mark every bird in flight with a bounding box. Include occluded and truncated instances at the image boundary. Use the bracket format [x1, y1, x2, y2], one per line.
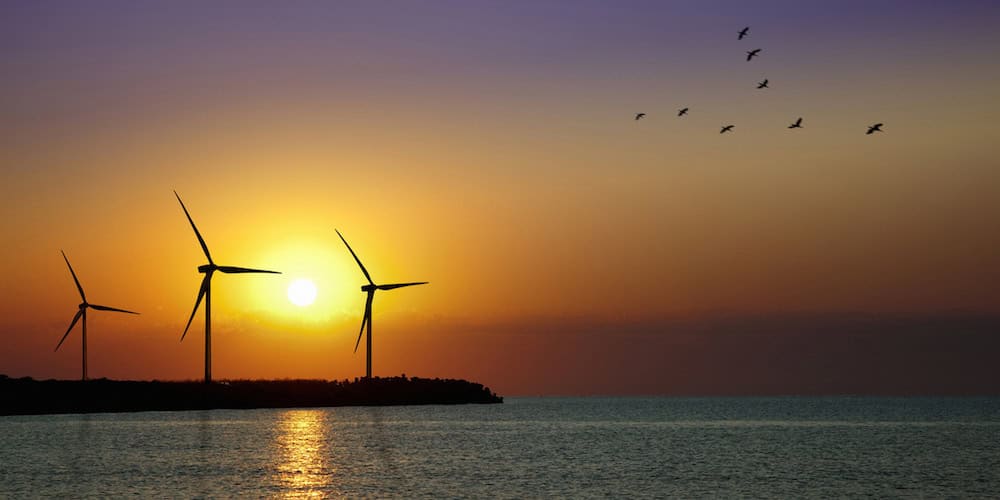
[678, 107, 689, 117]
[788, 117, 803, 129]
[738, 27, 749, 40]
[746, 49, 761, 61]
[866, 123, 884, 134]
[757, 79, 769, 89]
[635, 113, 646, 121]
[720, 125, 734, 134]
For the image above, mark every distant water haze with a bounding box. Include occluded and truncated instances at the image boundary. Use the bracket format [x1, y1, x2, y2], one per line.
[1, 1, 999, 392]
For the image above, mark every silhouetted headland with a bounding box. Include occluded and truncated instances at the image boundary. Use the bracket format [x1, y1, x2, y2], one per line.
[0, 374, 502, 416]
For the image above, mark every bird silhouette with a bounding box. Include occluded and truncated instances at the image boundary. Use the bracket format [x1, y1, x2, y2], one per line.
[746, 49, 761, 61]
[757, 79, 769, 89]
[866, 123, 884, 134]
[677, 107, 689, 117]
[738, 27, 749, 40]
[788, 117, 803, 129]
[635, 113, 646, 121]
[720, 125, 734, 134]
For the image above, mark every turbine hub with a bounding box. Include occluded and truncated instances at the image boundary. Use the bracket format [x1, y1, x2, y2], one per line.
[361, 284, 377, 292]
[79, 302, 87, 309]
[198, 264, 216, 274]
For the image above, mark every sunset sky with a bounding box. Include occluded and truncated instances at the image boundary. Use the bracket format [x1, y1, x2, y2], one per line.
[2, 1, 998, 395]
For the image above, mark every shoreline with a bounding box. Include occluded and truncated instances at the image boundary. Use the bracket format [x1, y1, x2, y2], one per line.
[0, 375, 503, 416]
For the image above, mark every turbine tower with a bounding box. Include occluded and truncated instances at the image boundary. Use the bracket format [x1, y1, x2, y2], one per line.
[175, 191, 280, 383]
[55, 251, 139, 381]
[336, 229, 427, 379]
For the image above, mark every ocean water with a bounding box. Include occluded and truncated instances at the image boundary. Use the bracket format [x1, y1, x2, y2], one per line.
[2, 397, 999, 498]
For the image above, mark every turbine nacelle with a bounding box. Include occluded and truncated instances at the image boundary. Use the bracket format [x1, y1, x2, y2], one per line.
[198, 264, 217, 274]
[362, 284, 377, 292]
[78, 302, 88, 310]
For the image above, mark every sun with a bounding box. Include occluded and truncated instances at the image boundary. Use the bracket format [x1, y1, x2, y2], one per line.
[287, 279, 318, 307]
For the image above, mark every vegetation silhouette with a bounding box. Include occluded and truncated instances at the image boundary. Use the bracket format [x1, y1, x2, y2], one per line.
[0, 374, 502, 416]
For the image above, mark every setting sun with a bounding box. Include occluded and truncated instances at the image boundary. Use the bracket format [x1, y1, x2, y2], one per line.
[287, 279, 318, 307]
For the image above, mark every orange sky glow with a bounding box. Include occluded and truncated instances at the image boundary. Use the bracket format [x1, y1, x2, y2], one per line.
[2, 2, 999, 395]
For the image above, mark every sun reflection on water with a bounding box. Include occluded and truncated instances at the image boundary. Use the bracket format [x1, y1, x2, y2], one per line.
[274, 410, 332, 498]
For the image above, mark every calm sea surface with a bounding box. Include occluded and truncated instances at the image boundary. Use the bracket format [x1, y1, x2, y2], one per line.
[2, 397, 999, 498]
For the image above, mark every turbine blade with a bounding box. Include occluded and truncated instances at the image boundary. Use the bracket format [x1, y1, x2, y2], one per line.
[217, 266, 281, 274]
[335, 229, 374, 285]
[88, 304, 140, 314]
[354, 292, 374, 353]
[377, 281, 429, 290]
[353, 314, 367, 353]
[55, 309, 84, 351]
[181, 275, 210, 342]
[174, 191, 214, 265]
[61, 251, 86, 302]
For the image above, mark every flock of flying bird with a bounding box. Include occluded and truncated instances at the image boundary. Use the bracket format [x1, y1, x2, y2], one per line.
[634, 26, 885, 136]
[55, 192, 426, 383]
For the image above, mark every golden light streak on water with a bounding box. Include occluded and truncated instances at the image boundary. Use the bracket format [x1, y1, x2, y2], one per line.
[274, 410, 332, 498]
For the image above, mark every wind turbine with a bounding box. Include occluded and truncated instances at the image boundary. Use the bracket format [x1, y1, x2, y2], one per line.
[175, 191, 280, 383]
[55, 251, 139, 381]
[336, 229, 427, 379]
